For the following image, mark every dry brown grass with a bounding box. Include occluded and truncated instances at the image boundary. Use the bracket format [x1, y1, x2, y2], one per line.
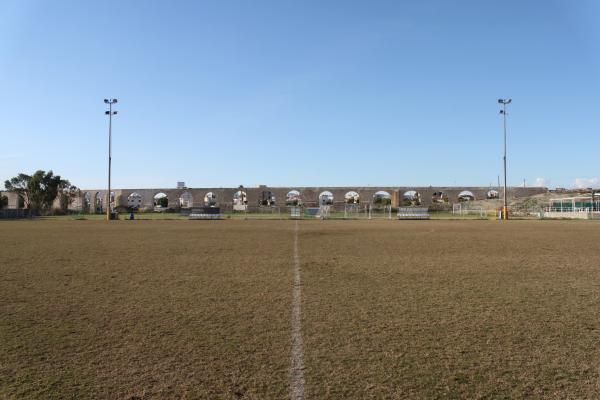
[2, 219, 600, 399]
[300, 220, 600, 399]
[1, 220, 295, 399]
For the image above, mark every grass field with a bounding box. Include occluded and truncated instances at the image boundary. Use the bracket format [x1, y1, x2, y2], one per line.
[2, 219, 600, 398]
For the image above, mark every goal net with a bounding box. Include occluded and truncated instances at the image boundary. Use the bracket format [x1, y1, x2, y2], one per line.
[452, 203, 486, 218]
[368, 204, 392, 220]
[317, 205, 331, 219]
[344, 203, 364, 219]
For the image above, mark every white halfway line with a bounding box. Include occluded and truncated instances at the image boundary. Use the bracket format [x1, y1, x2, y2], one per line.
[290, 220, 305, 400]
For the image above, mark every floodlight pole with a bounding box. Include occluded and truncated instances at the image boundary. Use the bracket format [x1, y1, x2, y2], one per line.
[104, 99, 118, 221]
[498, 99, 511, 220]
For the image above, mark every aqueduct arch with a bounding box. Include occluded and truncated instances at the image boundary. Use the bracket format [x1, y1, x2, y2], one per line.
[345, 191, 360, 204]
[286, 190, 301, 206]
[233, 190, 247, 206]
[373, 191, 391, 205]
[179, 192, 193, 208]
[319, 191, 334, 206]
[204, 192, 217, 207]
[432, 191, 448, 203]
[403, 190, 421, 206]
[487, 190, 499, 199]
[458, 190, 475, 202]
[94, 192, 103, 213]
[154, 192, 169, 209]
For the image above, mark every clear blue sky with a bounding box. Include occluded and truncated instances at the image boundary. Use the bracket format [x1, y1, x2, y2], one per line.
[1, 1, 599, 189]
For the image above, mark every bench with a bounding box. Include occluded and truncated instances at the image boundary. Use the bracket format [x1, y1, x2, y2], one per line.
[189, 207, 221, 220]
[397, 207, 429, 220]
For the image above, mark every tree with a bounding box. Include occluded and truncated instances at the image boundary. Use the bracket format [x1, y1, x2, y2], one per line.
[374, 196, 391, 206]
[4, 170, 70, 212]
[156, 196, 168, 208]
[0, 194, 7, 209]
[59, 184, 80, 212]
[4, 173, 31, 208]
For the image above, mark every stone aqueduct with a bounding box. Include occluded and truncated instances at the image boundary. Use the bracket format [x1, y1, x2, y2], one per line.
[4, 185, 547, 212]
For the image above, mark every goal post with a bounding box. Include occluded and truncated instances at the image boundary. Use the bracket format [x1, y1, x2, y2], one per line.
[452, 203, 486, 218]
[368, 204, 392, 220]
[318, 205, 331, 219]
[344, 203, 362, 219]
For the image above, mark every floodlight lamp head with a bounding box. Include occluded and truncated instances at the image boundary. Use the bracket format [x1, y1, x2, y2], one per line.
[506, 99, 512, 104]
[104, 99, 109, 104]
[498, 99, 503, 103]
[113, 99, 118, 103]
[113, 111, 118, 114]
[105, 111, 110, 115]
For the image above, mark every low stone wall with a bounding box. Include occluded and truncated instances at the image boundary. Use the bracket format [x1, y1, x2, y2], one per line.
[542, 211, 592, 220]
[0, 209, 34, 219]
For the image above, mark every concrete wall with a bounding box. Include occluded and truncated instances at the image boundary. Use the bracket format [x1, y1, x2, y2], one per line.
[2, 192, 22, 209]
[542, 211, 590, 220]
